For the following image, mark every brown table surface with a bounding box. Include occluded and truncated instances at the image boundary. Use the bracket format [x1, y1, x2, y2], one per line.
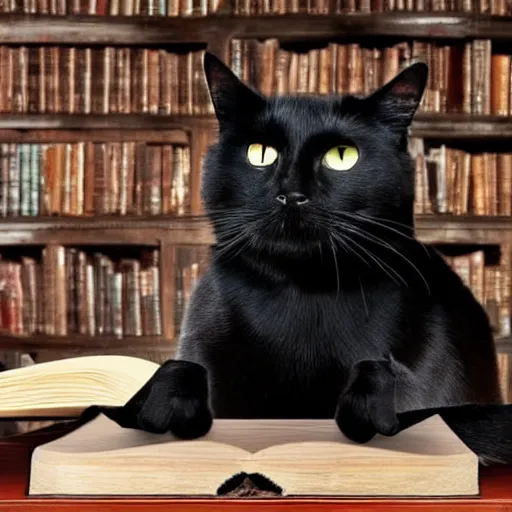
[1, 421, 512, 512]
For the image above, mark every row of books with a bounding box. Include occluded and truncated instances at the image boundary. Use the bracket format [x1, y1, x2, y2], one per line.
[444, 247, 512, 338]
[230, 38, 511, 115]
[0, 244, 212, 339]
[2, 245, 512, 336]
[410, 139, 512, 216]
[0, 142, 191, 217]
[444, 246, 512, 400]
[3, 39, 511, 116]
[0, 0, 222, 15]
[2, 0, 510, 14]
[0, 247, 162, 337]
[3, 139, 512, 219]
[174, 246, 210, 331]
[2, 245, 511, 338]
[233, 0, 512, 13]
[0, 46, 212, 115]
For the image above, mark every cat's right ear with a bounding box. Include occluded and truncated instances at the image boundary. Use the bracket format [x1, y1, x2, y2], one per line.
[365, 62, 428, 134]
[203, 52, 266, 124]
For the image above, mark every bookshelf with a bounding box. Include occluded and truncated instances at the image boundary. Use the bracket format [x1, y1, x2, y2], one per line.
[0, 6, 510, 400]
[0, 331, 171, 350]
[2, 215, 512, 247]
[0, 113, 512, 138]
[1, 13, 512, 44]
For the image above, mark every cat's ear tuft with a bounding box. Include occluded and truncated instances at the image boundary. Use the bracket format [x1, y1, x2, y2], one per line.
[367, 62, 428, 134]
[203, 52, 265, 124]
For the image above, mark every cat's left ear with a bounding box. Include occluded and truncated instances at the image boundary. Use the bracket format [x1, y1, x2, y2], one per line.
[203, 52, 266, 125]
[366, 62, 428, 134]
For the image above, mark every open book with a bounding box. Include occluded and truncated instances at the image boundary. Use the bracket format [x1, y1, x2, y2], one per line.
[0, 355, 159, 418]
[0, 355, 479, 498]
[28, 412, 478, 497]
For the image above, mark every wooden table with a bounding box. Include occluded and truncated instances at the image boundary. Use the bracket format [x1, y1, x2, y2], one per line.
[1, 421, 512, 512]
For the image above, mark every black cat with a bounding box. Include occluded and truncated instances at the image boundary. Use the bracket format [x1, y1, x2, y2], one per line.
[92, 52, 512, 466]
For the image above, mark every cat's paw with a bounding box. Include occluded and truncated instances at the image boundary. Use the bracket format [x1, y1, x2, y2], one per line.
[102, 359, 213, 439]
[136, 383, 213, 439]
[335, 359, 399, 443]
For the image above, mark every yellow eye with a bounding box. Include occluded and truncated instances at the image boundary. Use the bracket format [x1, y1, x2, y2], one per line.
[322, 145, 359, 171]
[247, 143, 278, 167]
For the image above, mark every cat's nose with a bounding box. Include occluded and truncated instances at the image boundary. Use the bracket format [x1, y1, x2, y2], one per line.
[276, 192, 309, 206]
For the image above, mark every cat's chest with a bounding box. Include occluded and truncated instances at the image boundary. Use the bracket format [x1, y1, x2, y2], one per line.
[232, 283, 396, 362]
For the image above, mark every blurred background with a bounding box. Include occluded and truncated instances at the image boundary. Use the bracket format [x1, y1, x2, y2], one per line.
[0, 1, 511, 435]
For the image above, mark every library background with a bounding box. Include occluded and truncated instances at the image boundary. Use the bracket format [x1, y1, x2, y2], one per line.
[0, 0, 511, 434]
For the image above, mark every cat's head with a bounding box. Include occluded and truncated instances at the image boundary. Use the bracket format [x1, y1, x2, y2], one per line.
[201, 52, 427, 258]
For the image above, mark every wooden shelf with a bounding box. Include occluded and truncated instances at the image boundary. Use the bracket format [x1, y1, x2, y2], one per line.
[0, 216, 214, 246]
[0, 13, 512, 45]
[0, 330, 509, 354]
[496, 337, 512, 354]
[0, 114, 511, 140]
[415, 215, 512, 245]
[411, 114, 512, 140]
[1, 215, 512, 247]
[0, 114, 215, 131]
[0, 129, 190, 144]
[0, 332, 175, 351]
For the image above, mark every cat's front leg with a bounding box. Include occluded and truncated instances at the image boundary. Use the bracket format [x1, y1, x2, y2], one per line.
[335, 359, 400, 443]
[93, 359, 213, 439]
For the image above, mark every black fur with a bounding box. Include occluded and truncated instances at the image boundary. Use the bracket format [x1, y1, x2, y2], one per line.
[88, 52, 512, 466]
[216, 472, 283, 496]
